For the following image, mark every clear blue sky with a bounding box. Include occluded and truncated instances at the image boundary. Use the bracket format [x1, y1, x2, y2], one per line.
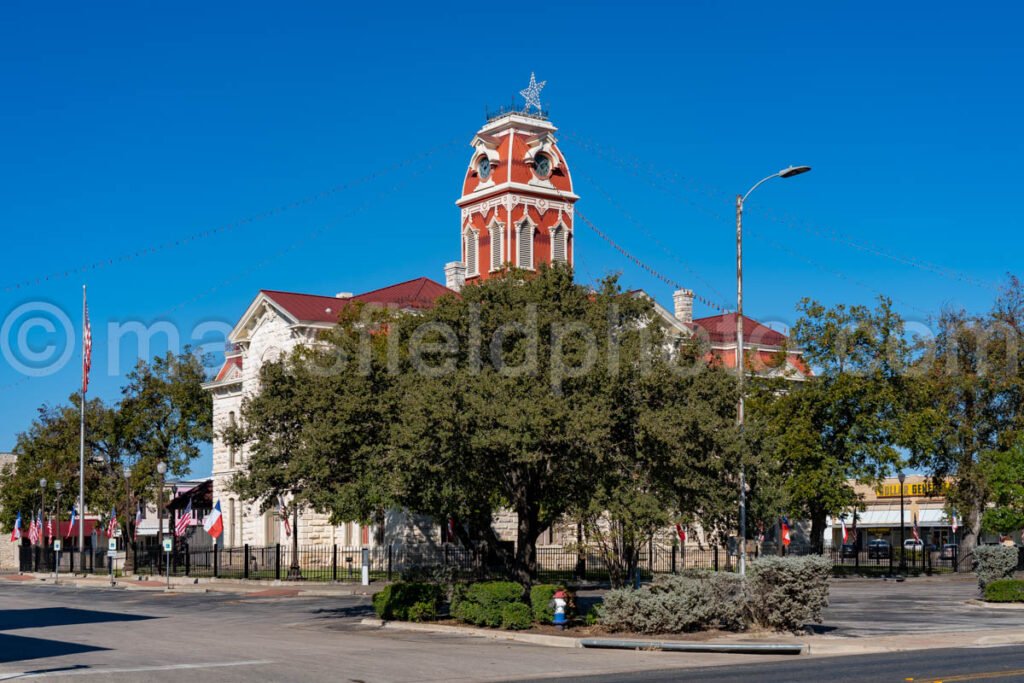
[1, 2, 1020, 476]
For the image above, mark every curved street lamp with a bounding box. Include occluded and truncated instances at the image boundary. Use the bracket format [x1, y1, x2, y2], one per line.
[736, 165, 812, 577]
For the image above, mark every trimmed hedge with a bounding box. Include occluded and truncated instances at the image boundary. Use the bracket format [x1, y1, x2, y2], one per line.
[747, 555, 832, 633]
[501, 602, 534, 630]
[372, 582, 443, 622]
[530, 584, 559, 624]
[974, 545, 1019, 589]
[983, 579, 1024, 603]
[600, 556, 832, 635]
[452, 581, 525, 628]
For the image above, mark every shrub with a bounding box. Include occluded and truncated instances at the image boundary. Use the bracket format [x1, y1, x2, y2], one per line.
[974, 546, 1019, 589]
[372, 582, 443, 622]
[600, 572, 749, 634]
[452, 581, 524, 628]
[983, 579, 1024, 603]
[746, 555, 832, 634]
[501, 602, 534, 630]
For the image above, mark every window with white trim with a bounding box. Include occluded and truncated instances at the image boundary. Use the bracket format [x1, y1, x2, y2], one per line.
[517, 221, 534, 269]
[489, 223, 502, 271]
[551, 225, 567, 263]
[463, 227, 479, 276]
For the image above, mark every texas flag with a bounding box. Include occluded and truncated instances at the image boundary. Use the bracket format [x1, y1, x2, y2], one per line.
[841, 518, 849, 544]
[675, 523, 687, 545]
[781, 517, 792, 547]
[65, 505, 77, 539]
[203, 500, 223, 541]
[10, 512, 22, 542]
[912, 513, 921, 543]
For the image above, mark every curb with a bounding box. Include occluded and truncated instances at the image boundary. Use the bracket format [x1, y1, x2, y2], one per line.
[965, 599, 1024, 610]
[579, 638, 805, 655]
[358, 619, 807, 654]
[359, 618, 581, 648]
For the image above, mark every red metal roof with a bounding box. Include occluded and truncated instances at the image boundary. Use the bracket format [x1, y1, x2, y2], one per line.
[261, 277, 454, 324]
[214, 355, 242, 382]
[692, 314, 788, 347]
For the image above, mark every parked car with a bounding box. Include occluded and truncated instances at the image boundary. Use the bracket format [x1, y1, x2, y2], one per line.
[840, 543, 858, 558]
[940, 543, 959, 560]
[903, 539, 924, 552]
[867, 539, 892, 559]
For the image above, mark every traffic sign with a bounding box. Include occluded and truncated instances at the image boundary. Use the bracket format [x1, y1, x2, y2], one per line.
[108, 538, 117, 552]
[53, 540, 61, 552]
[162, 538, 173, 553]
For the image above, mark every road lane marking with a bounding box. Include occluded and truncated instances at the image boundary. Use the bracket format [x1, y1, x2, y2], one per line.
[0, 660, 273, 680]
[919, 669, 1024, 682]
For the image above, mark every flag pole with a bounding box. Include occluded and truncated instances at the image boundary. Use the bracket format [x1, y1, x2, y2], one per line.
[79, 285, 86, 558]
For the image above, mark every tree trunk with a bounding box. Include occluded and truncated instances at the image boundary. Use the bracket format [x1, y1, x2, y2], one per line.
[961, 504, 983, 560]
[810, 508, 828, 555]
[514, 502, 539, 592]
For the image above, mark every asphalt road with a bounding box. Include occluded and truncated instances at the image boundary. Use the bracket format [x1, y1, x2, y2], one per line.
[1, 576, 1022, 682]
[506, 646, 1024, 683]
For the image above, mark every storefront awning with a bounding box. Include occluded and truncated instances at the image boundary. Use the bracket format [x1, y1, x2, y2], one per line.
[828, 507, 950, 528]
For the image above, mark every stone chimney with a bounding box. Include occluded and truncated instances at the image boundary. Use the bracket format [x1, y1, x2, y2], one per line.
[444, 261, 467, 292]
[673, 288, 694, 324]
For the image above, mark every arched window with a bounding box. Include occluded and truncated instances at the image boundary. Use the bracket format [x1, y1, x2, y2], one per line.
[551, 225, 567, 263]
[489, 223, 503, 271]
[463, 227, 479, 276]
[227, 411, 237, 468]
[517, 221, 534, 269]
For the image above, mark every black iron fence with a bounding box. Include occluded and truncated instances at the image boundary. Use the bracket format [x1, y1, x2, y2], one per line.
[18, 540, 1011, 582]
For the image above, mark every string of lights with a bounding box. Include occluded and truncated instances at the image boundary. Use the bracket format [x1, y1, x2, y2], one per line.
[574, 207, 732, 314]
[561, 129, 999, 293]
[573, 166, 732, 306]
[1, 139, 462, 294]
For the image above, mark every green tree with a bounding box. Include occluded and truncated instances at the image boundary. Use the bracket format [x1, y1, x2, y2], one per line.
[902, 277, 1024, 556]
[750, 297, 907, 552]
[979, 441, 1024, 535]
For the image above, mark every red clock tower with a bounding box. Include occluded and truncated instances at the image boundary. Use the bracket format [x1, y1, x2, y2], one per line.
[446, 80, 577, 290]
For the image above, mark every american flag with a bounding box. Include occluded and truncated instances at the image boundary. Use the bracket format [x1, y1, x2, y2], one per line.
[28, 514, 39, 545]
[82, 288, 92, 395]
[278, 496, 291, 537]
[106, 507, 117, 539]
[175, 500, 192, 538]
[46, 515, 53, 542]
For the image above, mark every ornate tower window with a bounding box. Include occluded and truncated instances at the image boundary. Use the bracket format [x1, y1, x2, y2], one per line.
[489, 223, 503, 271]
[463, 226, 479, 276]
[517, 220, 534, 270]
[477, 156, 492, 180]
[533, 153, 552, 179]
[551, 224, 567, 263]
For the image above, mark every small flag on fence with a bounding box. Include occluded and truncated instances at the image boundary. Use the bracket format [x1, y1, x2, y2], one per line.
[781, 517, 792, 547]
[175, 500, 192, 538]
[841, 517, 849, 544]
[675, 523, 687, 544]
[106, 507, 118, 539]
[203, 500, 223, 541]
[66, 505, 77, 539]
[10, 512, 21, 542]
[28, 513, 39, 545]
[278, 496, 291, 537]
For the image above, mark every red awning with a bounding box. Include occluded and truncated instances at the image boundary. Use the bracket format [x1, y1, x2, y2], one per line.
[56, 519, 99, 538]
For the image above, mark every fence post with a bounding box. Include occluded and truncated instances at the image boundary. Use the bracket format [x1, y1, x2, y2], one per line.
[244, 543, 250, 580]
[185, 542, 190, 577]
[275, 543, 281, 581]
[387, 544, 392, 582]
[671, 545, 677, 574]
[888, 546, 893, 574]
[332, 544, 338, 582]
[214, 543, 219, 579]
[714, 546, 719, 572]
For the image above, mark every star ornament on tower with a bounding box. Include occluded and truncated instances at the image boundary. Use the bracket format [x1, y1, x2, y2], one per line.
[519, 72, 546, 113]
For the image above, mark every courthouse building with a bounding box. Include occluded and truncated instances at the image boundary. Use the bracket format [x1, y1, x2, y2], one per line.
[204, 100, 808, 550]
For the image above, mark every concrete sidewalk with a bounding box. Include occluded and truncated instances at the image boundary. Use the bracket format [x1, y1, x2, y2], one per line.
[4, 571, 381, 597]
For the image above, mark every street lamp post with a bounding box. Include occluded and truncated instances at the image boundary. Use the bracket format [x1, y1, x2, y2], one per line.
[735, 165, 811, 577]
[39, 478, 47, 572]
[123, 465, 131, 572]
[156, 461, 167, 576]
[54, 481, 62, 584]
[898, 471, 907, 575]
